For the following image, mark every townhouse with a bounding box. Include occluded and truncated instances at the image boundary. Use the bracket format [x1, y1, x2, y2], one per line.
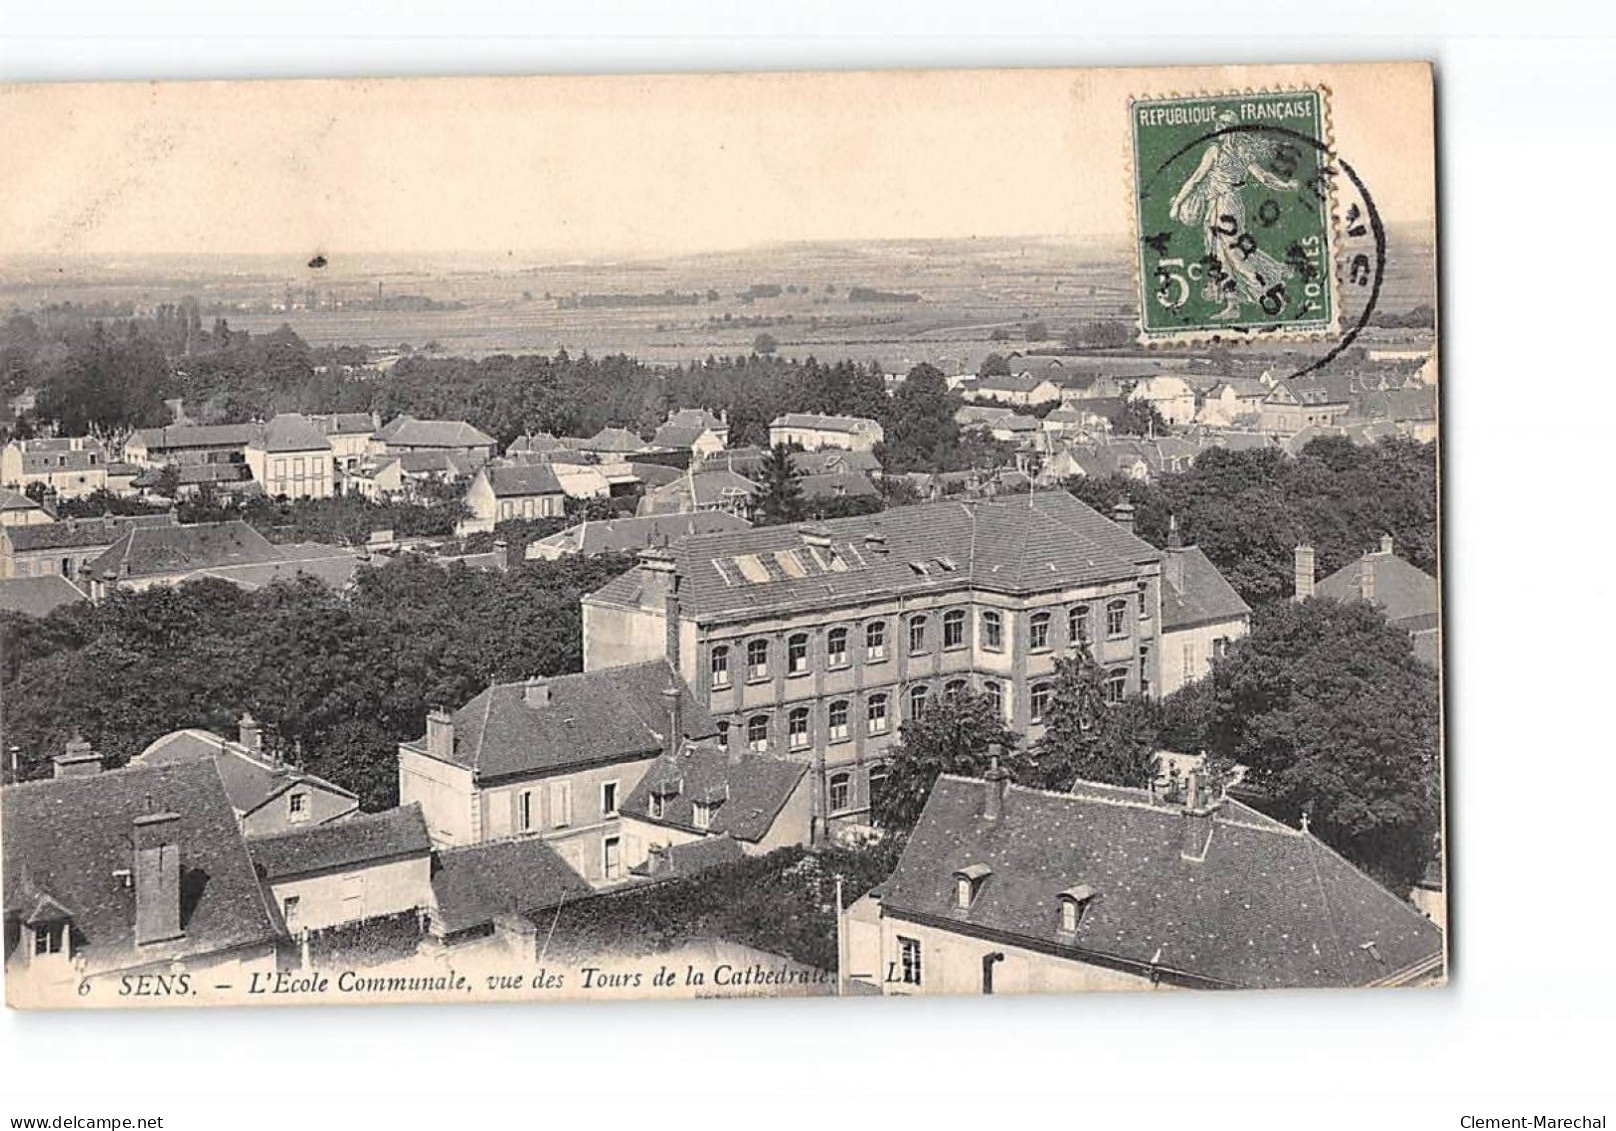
[0, 511, 179, 582]
[245, 413, 336, 500]
[396, 659, 717, 885]
[768, 413, 885, 453]
[0, 437, 109, 499]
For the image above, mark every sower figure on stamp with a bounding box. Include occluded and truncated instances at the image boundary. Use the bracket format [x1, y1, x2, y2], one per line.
[1168, 111, 1299, 319]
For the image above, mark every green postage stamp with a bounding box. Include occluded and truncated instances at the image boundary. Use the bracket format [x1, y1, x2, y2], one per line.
[1132, 89, 1336, 341]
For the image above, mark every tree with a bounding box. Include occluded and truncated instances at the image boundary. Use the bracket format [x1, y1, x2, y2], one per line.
[758, 442, 804, 525]
[878, 364, 963, 474]
[1201, 598, 1440, 891]
[1034, 650, 1160, 789]
[1023, 320, 1049, 342]
[1114, 398, 1170, 437]
[1063, 319, 1132, 350]
[752, 332, 779, 355]
[977, 353, 1011, 378]
[872, 691, 1022, 832]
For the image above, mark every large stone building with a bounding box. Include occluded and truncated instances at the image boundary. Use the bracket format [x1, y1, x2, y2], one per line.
[849, 770, 1444, 995]
[580, 492, 1248, 833]
[245, 413, 336, 500]
[768, 413, 885, 453]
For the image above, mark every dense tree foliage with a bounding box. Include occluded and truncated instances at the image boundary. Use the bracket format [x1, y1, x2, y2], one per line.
[758, 442, 804, 524]
[544, 842, 902, 972]
[1167, 598, 1441, 891]
[871, 691, 1024, 831]
[0, 553, 633, 809]
[1034, 651, 1161, 789]
[1064, 435, 1438, 606]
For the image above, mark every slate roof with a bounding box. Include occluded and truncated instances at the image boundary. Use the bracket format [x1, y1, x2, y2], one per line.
[375, 416, 495, 450]
[430, 836, 591, 935]
[309, 412, 376, 437]
[7, 438, 108, 472]
[0, 575, 88, 618]
[584, 427, 650, 453]
[248, 805, 431, 881]
[248, 413, 332, 454]
[881, 775, 1444, 989]
[771, 413, 881, 433]
[1161, 545, 1252, 630]
[129, 423, 258, 452]
[594, 492, 1162, 624]
[2, 760, 284, 974]
[482, 463, 565, 498]
[135, 729, 357, 816]
[789, 449, 882, 476]
[506, 432, 565, 456]
[798, 471, 880, 501]
[1003, 355, 1068, 378]
[629, 462, 684, 488]
[526, 511, 751, 558]
[651, 423, 715, 449]
[639, 470, 759, 514]
[414, 660, 717, 782]
[194, 543, 365, 592]
[974, 374, 1053, 395]
[1316, 550, 1439, 628]
[0, 488, 47, 513]
[632, 833, 746, 879]
[131, 462, 254, 489]
[3, 512, 177, 552]
[665, 408, 726, 432]
[621, 741, 807, 843]
[83, 519, 281, 581]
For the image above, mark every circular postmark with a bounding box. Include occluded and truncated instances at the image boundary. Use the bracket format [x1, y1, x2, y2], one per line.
[1134, 105, 1386, 379]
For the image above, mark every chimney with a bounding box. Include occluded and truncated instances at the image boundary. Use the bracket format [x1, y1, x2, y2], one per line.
[982, 745, 1010, 821]
[524, 678, 551, 709]
[636, 545, 681, 669]
[1179, 770, 1219, 862]
[426, 707, 455, 760]
[52, 737, 103, 778]
[1379, 533, 1394, 556]
[492, 539, 509, 573]
[647, 842, 672, 876]
[237, 712, 263, 755]
[133, 811, 184, 945]
[1111, 499, 1135, 534]
[1293, 543, 1316, 602]
[1359, 554, 1377, 604]
[1163, 514, 1185, 593]
[662, 686, 684, 757]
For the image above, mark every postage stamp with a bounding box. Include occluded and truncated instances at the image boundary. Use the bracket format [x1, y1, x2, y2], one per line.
[1132, 89, 1337, 341]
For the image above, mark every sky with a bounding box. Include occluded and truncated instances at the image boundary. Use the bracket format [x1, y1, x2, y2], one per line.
[0, 63, 1436, 260]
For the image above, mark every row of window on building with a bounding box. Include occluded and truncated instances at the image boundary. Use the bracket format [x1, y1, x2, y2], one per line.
[708, 601, 1135, 689]
[713, 669, 1131, 757]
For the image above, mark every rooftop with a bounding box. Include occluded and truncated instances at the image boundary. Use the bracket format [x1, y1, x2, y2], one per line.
[1161, 544, 1251, 630]
[248, 804, 431, 881]
[527, 511, 751, 558]
[621, 741, 807, 843]
[430, 836, 591, 936]
[2, 760, 283, 974]
[771, 413, 881, 433]
[83, 519, 282, 581]
[481, 463, 565, 498]
[135, 728, 357, 817]
[0, 575, 88, 618]
[248, 413, 333, 454]
[375, 415, 495, 450]
[129, 423, 258, 452]
[593, 492, 1162, 623]
[411, 660, 717, 782]
[881, 775, 1443, 989]
[1316, 547, 1439, 628]
[3, 511, 178, 553]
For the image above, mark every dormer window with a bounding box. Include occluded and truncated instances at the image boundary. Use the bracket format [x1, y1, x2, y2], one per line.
[34, 923, 64, 957]
[288, 791, 309, 822]
[1058, 884, 1095, 934]
[649, 794, 665, 819]
[954, 863, 993, 909]
[693, 800, 716, 830]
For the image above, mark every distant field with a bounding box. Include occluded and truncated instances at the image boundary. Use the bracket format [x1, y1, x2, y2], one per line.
[0, 233, 1436, 371]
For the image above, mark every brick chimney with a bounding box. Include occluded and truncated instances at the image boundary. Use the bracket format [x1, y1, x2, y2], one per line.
[662, 686, 683, 757]
[982, 745, 1010, 821]
[1179, 770, 1220, 862]
[1359, 554, 1377, 604]
[425, 707, 455, 760]
[1294, 543, 1316, 602]
[1162, 514, 1185, 592]
[636, 545, 682, 670]
[523, 677, 551, 709]
[1111, 499, 1135, 535]
[52, 737, 103, 778]
[237, 712, 263, 755]
[133, 811, 184, 945]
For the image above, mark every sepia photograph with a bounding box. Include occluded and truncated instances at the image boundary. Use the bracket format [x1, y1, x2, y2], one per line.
[0, 62, 1447, 1014]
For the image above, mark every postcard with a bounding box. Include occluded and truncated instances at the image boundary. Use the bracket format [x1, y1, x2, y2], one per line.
[0, 62, 1443, 1008]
